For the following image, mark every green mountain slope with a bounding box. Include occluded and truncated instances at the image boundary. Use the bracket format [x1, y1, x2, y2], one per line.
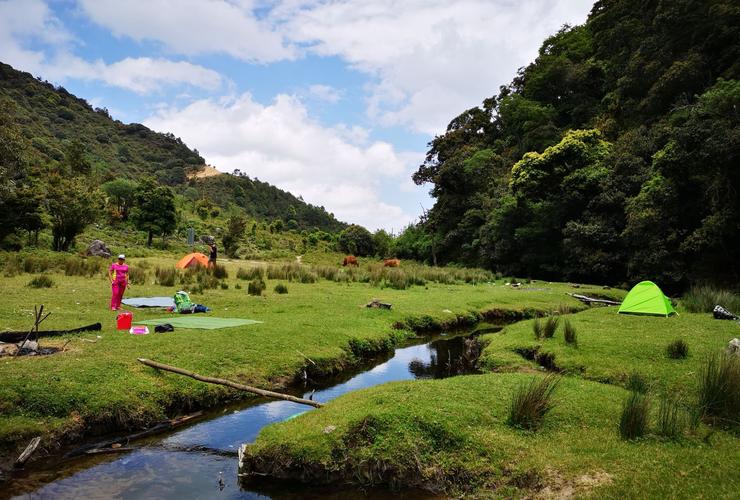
[409, 0, 739, 290]
[0, 62, 345, 233]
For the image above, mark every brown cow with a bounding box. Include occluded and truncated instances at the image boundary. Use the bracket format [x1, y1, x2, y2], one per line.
[383, 258, 401, 267]
[342, 255, 359, 267]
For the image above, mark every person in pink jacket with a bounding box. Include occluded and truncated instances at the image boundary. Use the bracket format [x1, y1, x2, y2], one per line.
[108, 254, 129, 310]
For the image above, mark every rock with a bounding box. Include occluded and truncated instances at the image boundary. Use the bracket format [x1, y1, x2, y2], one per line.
[0, 342, 18, 356]
[727, 338, 740, 356]
[18, 340, 38, 351]
[86, 240, 111, 258]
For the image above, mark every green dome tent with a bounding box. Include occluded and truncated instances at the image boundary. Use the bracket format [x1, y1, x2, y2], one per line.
[618, 281, 676, 317]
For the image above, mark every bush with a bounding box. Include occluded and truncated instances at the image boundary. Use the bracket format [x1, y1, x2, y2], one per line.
[28, 275, 54, 288]
[656, 397, 685, 440]
[237, 267, 264, 280]
[532, 318, 543, 339]
[698, 351, 740, 427]
[543, 315, 559, 339]
[666, 339, 689, 359]
[155, 267, 177, 287]
[235, 283, 242, 290]
[563, 319, 577, 347]
[508, 375, 559, 431]
[620, 392, 650, 440]
[212, 264, 228, 279]
[220, 282, 229, 290]
[626, 371, 649, 394]
[681, 285, 740, 313]
[248, 279, 266, 296]
[274, 283, 288, 294]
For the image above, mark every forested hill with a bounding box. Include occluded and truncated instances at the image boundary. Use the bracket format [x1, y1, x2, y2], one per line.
[0, 62, 345, 232]
[409, 0, 739, 291]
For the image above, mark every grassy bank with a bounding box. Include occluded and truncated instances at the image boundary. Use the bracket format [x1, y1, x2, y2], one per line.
[0, 255, 603, 459]
[239, 373, 739, 498]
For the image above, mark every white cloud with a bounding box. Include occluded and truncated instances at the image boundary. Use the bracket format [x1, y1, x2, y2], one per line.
[307, 84, 342, 103]
[144, 93, 419, 230]
[77, 0, 293, 63]
[273, 0, 594, 134]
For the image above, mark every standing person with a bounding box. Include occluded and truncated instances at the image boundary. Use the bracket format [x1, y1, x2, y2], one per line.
[208, 242, 217, 268]
[108, 254, 129, 311]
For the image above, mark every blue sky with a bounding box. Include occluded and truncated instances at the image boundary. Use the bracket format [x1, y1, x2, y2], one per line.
[1, 0, 594, 231]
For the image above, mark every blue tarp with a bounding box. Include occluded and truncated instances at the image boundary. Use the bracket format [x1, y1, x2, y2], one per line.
[121, 297, 176, 308]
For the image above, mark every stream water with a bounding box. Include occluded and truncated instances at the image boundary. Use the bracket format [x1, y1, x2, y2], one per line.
[6, 326, 501, 499]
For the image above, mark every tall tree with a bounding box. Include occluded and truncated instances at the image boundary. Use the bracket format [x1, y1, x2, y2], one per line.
[130, 178, 177, 247]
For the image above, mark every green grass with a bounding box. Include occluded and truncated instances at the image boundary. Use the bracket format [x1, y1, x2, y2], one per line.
[0, 255, 598, 452]
[240, 374, 740, 498]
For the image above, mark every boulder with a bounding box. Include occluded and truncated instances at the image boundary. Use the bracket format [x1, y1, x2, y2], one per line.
[86, 240, 111, 258]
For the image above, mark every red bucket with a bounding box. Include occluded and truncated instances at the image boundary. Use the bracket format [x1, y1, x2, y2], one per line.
[116, 312, 133, 330]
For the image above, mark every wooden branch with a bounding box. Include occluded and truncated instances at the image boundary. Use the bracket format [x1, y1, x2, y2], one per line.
[64, 412, 203, 458]
[567, 293, 622, 306]
[138, 358, 323, 408]
[14, 436, 41, 467]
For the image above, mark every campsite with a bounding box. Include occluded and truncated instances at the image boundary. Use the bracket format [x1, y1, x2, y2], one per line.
[1, 0, 739, 498]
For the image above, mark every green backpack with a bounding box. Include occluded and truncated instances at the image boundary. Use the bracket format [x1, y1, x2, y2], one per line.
[173, 291, 193, 313]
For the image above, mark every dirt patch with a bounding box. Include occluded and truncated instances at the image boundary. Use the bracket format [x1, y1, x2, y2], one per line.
[536, 471, 613, 499]
[188, 164, 222, 179]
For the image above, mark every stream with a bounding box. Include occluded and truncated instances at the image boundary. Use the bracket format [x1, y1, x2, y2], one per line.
[6, 325, 501, 499]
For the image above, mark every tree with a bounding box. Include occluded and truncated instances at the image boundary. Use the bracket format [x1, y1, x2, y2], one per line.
[222, 214, 247, 258]
[131, 178, 177, 247]
[372, 229, 393, 258]
[62, 140, 92, 176]
[46, 177, 99, 251]
[101, 179, 138, 221]
[338, 224, 374, 256]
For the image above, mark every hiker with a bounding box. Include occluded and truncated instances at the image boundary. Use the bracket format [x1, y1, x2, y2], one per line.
[208, 242, 217, 268]
[108, 254, 129, 311]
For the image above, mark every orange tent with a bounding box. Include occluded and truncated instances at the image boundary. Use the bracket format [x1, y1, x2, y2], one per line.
[176, 252, 209, 269]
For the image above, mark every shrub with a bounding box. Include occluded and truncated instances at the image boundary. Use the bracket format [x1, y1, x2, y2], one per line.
[681, 285, 740, 313]
[155, 267, 176, 286]
[237, 267, 264, 280]
[543, 315, 559, 339]
[220, 282, 229, 290]
[274, 283, 288, 294]
[508, 375, 559, 431]
[248, 279, 266, 296]
[656, 397, 685, 440]
[563, 319, 577, 347]
[212, 264, 228, 279]
[626, 371, 649, 394]
[28, 275, 54, 288]
[532, 318, 543, 340]
[620, 392, 650, 440]
[666, 339, 689, 359]
[698, 351, 740, 427]
[235, 283, 242, 290]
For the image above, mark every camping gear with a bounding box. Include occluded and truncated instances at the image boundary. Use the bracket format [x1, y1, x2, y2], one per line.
[129, 326, 150, 335]
[176, 253, 209, 269]
[618, 281, 676, 317]
[138, 317, 262, 330]
[154, 323, 175, 333]
[122, 297, 176, 308]
[116, 312, 133, 330]
[713, 305, 739, 320]
[174, 290, 194, 313]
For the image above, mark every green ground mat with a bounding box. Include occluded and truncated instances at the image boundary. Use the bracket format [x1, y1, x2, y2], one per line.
[137, 317, 262, 330]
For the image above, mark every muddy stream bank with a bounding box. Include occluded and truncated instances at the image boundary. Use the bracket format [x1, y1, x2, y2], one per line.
[4, 324, 503, 499]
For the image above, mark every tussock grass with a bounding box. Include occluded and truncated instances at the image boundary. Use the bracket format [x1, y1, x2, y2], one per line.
[27, 275, 54, 288]
[248, 278, 266, 296]
[508, 375, 559, 431]
[237, 266, 265, 280]
[274, 283, 288, 294]
[666, 339, 689, 359]
[532, 318, 543, 340]
[626, 371, 649, 394]
[698, 351, 740, 427]
[154, 267, 176, 286]
[127, 266, 147, 284]
[563, 319, 577, 347]
[212, 264, 228, 279]
[656, 397, 685, 440]
[620, 391, 650, 440]
[682, 285, 740, 313]
[543, 315, 559, 339]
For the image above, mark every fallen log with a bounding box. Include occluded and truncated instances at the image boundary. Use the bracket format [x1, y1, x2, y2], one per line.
[137, 358, 323, 408]
[14, 436, 41, 467]
[64, 412, 203, 458]
[0, 323, 102, 343]
[567, 293, 621, 306]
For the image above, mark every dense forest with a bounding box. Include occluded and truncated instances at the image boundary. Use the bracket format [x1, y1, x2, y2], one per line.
[0, 61, 345, 240]
[403, 0, 739, 291]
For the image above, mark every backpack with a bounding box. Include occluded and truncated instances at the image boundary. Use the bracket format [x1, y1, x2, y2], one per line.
[173, 291, 193, 313]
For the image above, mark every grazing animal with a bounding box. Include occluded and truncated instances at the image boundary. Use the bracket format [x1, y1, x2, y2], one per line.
[342, 255, 359, 267]
[383, 258, 401, 267]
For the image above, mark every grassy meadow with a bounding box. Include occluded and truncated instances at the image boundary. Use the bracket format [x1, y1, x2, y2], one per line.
[0, 253, 603, 456]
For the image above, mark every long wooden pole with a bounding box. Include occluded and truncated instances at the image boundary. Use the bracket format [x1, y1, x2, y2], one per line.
[137, 358, 323, 408]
